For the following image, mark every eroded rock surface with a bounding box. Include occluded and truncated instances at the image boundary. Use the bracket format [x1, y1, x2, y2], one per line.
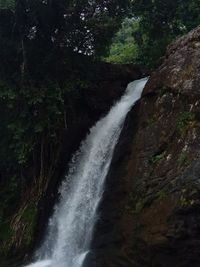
[85, 26, 200, 267]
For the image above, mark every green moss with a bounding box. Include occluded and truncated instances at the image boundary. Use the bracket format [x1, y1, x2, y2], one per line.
[177, 112, 196, 135]
[179, 187, 200, 207]
[133, 195, 149, 214]
[149, 151, 165, 165]
[134, 201, 145, 213]
[157, 189, 168, 200]
[178, 151, 189, 167]
[180, 195, 198, 207]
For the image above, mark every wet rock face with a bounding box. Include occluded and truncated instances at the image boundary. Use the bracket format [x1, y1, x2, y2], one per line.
[86, 26, 200, 266]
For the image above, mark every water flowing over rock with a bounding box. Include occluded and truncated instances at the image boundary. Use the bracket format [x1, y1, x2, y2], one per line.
[23, 78, 148, 267]
[85, 26, 200, 267]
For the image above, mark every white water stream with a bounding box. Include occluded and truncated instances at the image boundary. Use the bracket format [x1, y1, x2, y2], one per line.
[24, 78, 148, 267]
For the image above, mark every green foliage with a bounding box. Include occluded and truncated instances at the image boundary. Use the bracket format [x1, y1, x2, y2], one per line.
[105, 18, 139, 63]
[149, 151, 165, 165]
[106, 42, 137, 64]
[134, 200, 145, 213]
[0, 81, 66, 165]
[0, 0, 130, 186]
[178, 151, 189, 167]
[106, 0, 200, 67]
[0, 0, 130, 82]
[0, 0, 128, 259]
[157, 189, 168, 201]
[0, 0, 15, 10]
[131, 0, 200, 67]
[0, 0, 131, 171]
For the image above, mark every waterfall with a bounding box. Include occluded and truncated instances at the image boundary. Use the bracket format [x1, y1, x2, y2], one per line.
[24, 77, 148, 267]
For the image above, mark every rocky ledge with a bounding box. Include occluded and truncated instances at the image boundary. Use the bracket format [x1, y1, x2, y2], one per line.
[85, 26, 200, 267]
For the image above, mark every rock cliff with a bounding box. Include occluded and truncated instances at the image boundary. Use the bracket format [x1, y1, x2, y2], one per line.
[85, 26, 200, 267]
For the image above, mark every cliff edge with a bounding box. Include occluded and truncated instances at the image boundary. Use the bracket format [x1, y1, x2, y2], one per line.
[85, 26, 200, 267]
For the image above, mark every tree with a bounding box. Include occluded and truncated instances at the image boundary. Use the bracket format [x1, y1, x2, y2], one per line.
[0, 0, 132, 258]
[131, 0, 200, 67]
[0, 0, 131, 189]
[0, 0, 129, 81]
[106, 0, 200, 67]
[0, 0, 15, 9]
[105, 18, 139, 64]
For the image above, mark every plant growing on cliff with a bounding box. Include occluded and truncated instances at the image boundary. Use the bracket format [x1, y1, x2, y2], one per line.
[177, 112, 196, 135]
[178, 151, 189, 167]
[149, 151, 165, 165]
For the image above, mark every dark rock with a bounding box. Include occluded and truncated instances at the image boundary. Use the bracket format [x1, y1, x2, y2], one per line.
[144, 26, 200, 97]
[85, 26, 200, 266]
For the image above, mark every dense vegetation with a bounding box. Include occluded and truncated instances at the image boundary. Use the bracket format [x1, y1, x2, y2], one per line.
[1, 0, 200, 261]
[0, 0, 130, 258]
[106, 0, 200, 67]
[1, 0, 200, 192]
[105, 18, 139, 64]
[0, 0, 129, 167]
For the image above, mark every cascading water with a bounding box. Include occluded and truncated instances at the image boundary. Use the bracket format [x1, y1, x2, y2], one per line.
[24, 77, 148, 267]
